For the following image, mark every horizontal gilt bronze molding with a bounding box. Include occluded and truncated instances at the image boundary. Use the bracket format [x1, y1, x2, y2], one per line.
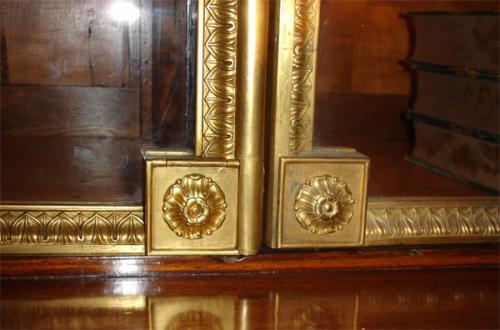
[1, 198, 498, 254]
[0, 205, 144, 255]
[365, 199, 500, 245]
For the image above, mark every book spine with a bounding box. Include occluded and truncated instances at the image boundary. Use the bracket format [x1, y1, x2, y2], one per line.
[407, 112, 500, 145]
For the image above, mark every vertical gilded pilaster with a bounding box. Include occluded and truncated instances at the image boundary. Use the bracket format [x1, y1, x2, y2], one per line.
[265, 0, 323, 247]
[236, 0, 269, 254]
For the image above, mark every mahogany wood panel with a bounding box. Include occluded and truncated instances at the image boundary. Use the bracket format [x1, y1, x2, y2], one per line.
[1, 86, 140, 137]
[1, 269, 499, 329]
[0, 136, 143, 203]
[152, 0, 192, 147]
[0, 245, 498, 278]
[316, 0, 499, 95]
[140, 0, 154, 139]
[0, 0, 138, 87]
[358, 142, 490, 197]
[314, 92, 411, 145]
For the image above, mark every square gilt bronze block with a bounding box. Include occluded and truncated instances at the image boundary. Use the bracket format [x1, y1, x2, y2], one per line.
[146, 158, 239, 255]
[277, 152, 369, 248]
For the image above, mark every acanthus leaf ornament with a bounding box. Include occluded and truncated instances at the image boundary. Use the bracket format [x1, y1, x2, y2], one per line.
[0, 208, 144, 245]
[163, 174, 227, 239]
[198, 0, 238, 158]
[294, 175, 355, 235]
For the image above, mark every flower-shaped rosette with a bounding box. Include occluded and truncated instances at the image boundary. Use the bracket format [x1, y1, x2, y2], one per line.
[294, 175, 355, 235]
[163, 174, 227, 239]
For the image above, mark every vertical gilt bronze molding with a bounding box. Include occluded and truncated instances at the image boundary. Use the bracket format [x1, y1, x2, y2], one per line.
[145, 0, 270, 255]
[235, 0, 269, 255]
[290, 0, 320, 154]
[145, 0, 269, 255]
[195, 0, 238, 159]
[266, 0, 335, 248]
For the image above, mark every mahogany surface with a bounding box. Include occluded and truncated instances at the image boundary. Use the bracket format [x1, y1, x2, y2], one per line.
[0, 246, 498, 278]
[1, 268, 499, 329]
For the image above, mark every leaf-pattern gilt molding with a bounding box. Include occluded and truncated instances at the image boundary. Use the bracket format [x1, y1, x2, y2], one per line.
[0, 206, 144, 245]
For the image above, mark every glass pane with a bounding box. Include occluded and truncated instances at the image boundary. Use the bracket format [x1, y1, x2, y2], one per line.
[0, 0, 195, 203]
[313, 0, 498, 197]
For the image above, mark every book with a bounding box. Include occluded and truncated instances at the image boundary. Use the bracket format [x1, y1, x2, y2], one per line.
[410, 67, 499, 141]
[406, 12, 499, 192]
[409, 122, 499, 192]
[407, 12, 499, 74]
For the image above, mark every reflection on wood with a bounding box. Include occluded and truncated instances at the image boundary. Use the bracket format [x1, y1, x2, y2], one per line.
[1, 269, 498, 329]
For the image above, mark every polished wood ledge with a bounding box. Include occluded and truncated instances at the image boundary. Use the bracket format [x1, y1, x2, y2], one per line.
[1, 268, 499, 329]
[0, 245, 498, 278]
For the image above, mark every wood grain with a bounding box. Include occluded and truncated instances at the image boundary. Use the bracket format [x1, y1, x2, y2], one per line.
[0, 1, 199, 203]
[1, 86, 139, 137]
[0, 0, 135, 87]
[0, 245, 497, 278]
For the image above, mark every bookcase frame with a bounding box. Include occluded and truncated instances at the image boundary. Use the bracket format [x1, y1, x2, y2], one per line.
[1, 0, 498, 257]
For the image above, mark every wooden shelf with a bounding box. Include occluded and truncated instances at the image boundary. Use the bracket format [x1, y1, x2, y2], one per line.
[1, 245, 498, 278]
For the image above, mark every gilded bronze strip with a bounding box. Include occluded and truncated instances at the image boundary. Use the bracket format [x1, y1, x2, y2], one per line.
[195, 0, 238, 159]
[365, 199, 500, 245]
[0, 205, 144, 255]
[235, 0, 269, 255]
[289, 0, 320, 154]
[265, 0, 322, 247]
